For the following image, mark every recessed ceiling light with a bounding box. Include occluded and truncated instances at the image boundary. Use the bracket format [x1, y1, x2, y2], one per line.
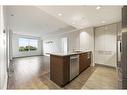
[58, 13, 62, 16]
[79, 26, 84, 29]
[96, 6, 101, 10]
[102, 21, 106, 23]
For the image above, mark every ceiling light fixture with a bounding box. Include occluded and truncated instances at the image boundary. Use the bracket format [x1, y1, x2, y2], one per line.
[102, 21, 106, 23]
[96, 6, 101, 10]
[58, 13, 62, 16]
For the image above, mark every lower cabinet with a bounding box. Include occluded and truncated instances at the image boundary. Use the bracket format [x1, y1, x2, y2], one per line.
[79, 52, 91, 73]
[50, 52, 91, 87]
[50, 55, 70, 86]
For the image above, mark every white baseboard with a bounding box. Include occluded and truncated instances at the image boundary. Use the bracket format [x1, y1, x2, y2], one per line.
[95, 63, 116, 68]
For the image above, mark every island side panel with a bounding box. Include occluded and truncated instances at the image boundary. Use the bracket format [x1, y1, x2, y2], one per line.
[63, 56, 70, 85]
[50, 55, 64, 86]
[50, 55, 70, 86]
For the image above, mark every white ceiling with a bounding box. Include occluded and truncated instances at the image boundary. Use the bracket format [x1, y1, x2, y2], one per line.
[6, 6, 75, 37]
[39, 6, 122, 29]
[6, 6, 122, 37]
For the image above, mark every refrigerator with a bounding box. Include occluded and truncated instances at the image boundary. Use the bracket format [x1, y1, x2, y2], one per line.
[117, 6, 127, 89]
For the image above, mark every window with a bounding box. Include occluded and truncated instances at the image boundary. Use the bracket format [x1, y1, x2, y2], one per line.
[19, 38, 38, 52]
[29, 39, 38, 51]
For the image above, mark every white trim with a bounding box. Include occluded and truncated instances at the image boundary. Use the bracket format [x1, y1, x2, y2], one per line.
[3, 73, 8, 89]
[95, 63, 116, 68]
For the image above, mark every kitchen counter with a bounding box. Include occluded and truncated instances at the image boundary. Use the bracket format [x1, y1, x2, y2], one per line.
[49, 50, 91, 56]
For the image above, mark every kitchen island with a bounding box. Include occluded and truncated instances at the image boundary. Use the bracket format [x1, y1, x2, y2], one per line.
[50, 51, 92, 87]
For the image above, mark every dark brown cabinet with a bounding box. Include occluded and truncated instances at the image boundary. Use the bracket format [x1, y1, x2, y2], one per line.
[50, 55, 70, 86]
[50, 52, 91, 87]
[79, 52, 91, 73]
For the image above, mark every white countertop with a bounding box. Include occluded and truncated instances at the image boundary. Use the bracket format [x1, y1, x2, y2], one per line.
[49, 50, 91, 56]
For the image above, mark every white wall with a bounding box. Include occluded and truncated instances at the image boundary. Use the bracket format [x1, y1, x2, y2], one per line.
[61, 37, 67, 53]
[43, 29, 81, 53]
[95, 23, 118, 67]
[9, 30, 13, 60]
[79, 27, 94, 66]
[3, 6, 10, 70]
[0, 6, 7, 89]
[12, 33, 42, 57]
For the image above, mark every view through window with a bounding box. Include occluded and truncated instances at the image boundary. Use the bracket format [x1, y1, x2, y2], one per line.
[19, 38, 38, 52]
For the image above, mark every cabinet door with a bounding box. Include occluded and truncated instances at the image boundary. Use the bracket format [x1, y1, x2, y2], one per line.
[79, 53, 87, 73]
[50, 55, 64, 86]
[79, 53, 91, 73]
[63, 56, 70, 85]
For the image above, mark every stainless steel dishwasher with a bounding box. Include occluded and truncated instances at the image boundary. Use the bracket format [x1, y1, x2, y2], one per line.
[70, 55, 79, 81]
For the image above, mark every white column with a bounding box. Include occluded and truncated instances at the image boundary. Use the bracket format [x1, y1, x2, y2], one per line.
[0, 5, 7, 89]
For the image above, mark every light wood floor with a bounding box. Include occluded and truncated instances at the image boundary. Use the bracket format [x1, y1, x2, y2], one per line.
[8, 56, 118, 89]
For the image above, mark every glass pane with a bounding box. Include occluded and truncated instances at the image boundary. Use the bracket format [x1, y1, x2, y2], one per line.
[29, 39, 38, 51]
[19, 38, 29, 52]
